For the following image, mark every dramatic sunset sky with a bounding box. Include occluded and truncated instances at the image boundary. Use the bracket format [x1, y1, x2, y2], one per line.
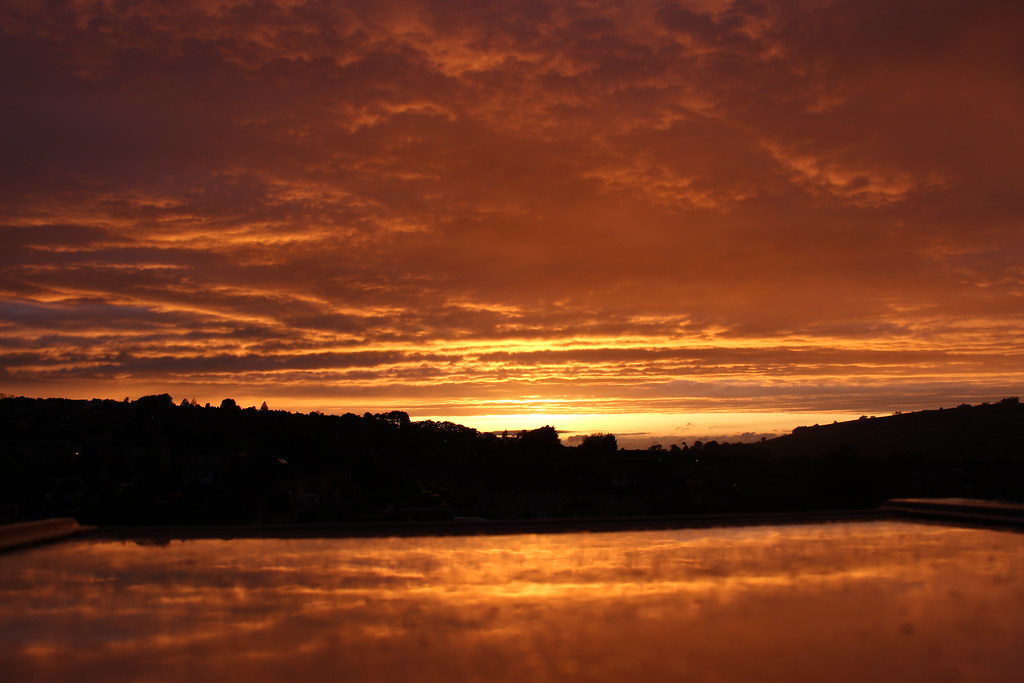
[2, 0, 1022, 445]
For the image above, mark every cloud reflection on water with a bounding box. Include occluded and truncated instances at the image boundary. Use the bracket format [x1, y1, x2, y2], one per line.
[2, 521, 1024, 682]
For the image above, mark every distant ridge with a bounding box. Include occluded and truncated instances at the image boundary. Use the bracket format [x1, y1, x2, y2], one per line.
[761, 398, 1023, 460]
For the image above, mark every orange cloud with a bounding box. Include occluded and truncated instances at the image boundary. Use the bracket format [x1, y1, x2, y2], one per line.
[1, 0, 1022, 436]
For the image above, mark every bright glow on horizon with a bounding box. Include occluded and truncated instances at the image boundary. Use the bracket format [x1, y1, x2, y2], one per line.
[415, 411, 866, 445]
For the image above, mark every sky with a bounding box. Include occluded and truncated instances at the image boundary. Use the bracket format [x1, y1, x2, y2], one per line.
[2, 0, 1022, 445]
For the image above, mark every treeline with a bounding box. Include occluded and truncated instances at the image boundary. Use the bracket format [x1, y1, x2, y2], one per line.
[1, 395, 1022, 525]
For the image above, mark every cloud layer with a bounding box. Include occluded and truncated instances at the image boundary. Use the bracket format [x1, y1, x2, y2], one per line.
[2, 0, 1022, 429]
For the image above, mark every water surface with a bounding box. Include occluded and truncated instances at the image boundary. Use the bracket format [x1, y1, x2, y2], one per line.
[3, 521, 1023, 682]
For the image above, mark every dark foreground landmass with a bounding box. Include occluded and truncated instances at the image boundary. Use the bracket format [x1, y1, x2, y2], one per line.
[1, 395, 1021, 526]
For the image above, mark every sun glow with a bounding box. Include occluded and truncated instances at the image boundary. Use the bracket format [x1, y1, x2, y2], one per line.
[415, 411, 865, 445]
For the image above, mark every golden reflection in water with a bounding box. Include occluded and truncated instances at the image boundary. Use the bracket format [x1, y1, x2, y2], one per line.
[2, 522, 1024, 682]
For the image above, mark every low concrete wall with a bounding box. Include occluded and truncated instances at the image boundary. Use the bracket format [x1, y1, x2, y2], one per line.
[0, 517, 88, 552]
[883, 498, 1024, 527]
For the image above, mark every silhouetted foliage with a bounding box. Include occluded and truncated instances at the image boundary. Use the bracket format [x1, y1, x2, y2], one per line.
[515, 425, 562, 452]
[134, 394, 174, 410]
[579, 433, 618, 454]
[373, 411, 411, 428]
[1, 396, 1022, 525]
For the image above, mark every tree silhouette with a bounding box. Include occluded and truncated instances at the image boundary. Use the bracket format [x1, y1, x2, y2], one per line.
[517, 425, 562, 451]
[134, 394, 174, 410]
[579, 433, 617, 454]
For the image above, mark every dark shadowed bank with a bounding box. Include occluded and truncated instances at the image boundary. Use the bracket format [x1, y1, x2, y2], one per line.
[1, 395, 1022, 526]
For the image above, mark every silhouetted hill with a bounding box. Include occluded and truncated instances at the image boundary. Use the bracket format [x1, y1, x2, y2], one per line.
[1, 395, 1021, 525]
[762, 398, 1024, 461]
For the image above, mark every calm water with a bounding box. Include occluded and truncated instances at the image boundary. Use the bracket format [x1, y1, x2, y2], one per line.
[2, 521, 1023, 682]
